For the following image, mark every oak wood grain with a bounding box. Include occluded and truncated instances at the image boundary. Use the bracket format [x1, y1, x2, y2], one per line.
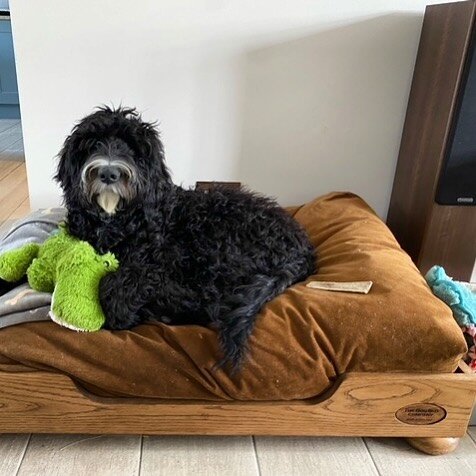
[0, 369, 474, 438]
[406, 436, 460, 455]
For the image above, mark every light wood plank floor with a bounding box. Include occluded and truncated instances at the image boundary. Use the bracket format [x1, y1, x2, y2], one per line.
[0, 120, 23, 160]
[0, 119, 29, 237]
[0, 433, 475, 476]
[0, 119, 475, 475]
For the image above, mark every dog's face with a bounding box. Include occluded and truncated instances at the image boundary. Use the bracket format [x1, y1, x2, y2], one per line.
[56, 107, 171, 215]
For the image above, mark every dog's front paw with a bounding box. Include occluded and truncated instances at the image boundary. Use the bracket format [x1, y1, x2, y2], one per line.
[99, 272, 141, 330]
[0, 277, 22, 297]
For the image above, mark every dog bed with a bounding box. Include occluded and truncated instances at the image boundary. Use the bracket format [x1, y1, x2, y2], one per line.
[0, 192, 467, 400]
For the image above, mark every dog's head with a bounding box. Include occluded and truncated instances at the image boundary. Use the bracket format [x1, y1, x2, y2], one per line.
[55, 106, 171, 215]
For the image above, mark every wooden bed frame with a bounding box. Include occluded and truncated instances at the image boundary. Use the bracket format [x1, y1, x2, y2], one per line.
[1, 361, 474, 455]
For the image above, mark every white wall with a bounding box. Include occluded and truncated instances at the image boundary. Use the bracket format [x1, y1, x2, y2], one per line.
[10, 0, 451, 216]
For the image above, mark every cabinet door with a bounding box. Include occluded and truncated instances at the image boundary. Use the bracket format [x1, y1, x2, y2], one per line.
[0, 19, 19, 106]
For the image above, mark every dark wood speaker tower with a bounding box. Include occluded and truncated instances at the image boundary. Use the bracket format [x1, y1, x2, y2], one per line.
[387, 0, 476, 281]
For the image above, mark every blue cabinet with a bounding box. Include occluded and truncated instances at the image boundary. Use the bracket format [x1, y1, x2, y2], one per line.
[0, 18, 20, 119]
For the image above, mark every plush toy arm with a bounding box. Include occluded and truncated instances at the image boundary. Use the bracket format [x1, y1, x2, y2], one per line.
[28, 257, 55, 293]
[0, 243, 40, 283]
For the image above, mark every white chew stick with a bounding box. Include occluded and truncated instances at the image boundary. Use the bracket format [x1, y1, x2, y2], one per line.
[306, 280, 373, 294]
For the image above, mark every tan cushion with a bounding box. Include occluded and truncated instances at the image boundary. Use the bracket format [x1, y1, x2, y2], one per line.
[0, 192, 467, 400]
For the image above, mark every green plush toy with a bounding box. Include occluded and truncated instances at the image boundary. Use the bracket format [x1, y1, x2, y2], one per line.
[0, 225, 118, 331]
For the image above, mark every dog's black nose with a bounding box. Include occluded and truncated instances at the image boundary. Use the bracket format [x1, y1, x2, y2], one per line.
[98, 166, 121, 184]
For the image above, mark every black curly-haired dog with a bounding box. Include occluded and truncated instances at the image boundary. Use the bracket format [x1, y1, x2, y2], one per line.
[54, 106, 316, 369]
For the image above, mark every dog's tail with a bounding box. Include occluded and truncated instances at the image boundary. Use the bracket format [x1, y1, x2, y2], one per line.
[214, 272, 296, 372]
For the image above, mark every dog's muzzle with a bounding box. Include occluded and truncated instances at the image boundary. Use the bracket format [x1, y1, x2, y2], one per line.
[81, 156, 137, 215]
[98, 165, 121, 185]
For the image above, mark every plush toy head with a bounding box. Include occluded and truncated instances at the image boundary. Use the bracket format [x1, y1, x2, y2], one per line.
[0, 226, 118, 332]
[425, 265, 476, 327]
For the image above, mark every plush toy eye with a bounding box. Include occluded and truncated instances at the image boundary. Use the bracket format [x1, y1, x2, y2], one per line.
[102, 253, 118, 270]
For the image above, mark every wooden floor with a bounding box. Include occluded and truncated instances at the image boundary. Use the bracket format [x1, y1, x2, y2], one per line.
[0, 119, 476, 475]
[0, 119, 29, 235]
[0, 432, 475, 476]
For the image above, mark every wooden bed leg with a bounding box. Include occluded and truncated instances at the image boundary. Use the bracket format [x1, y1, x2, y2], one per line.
[406, 437, 460, 455]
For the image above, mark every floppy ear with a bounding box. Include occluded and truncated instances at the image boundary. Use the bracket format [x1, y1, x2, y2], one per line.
[55, 119, 99, 188]
[55, 107, 111, 189]
[54, 130, 97, 210]
[54, 135, 85, 209]
[139, 123, 172, 185]
[55, 134, 83, 190]
[55, 134, 74, 191]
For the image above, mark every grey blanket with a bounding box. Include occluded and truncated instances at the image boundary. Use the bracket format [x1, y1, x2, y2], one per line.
[0, 208, 66, 328]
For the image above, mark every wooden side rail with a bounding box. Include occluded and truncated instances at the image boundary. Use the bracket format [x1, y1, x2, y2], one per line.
[0, 365, 475, 440]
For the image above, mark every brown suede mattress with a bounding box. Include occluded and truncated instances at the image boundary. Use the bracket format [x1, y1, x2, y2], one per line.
[0, 192, 467, 400]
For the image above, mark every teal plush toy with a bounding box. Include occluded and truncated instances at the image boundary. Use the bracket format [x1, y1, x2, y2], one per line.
[0, 225, 118, 331]
[425, 265, 476, 327]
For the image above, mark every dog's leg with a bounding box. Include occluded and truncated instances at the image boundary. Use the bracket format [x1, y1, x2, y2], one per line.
[216, 274, 292, 371]
[99, 265, 160, 330]
[0, 278, 16, 296]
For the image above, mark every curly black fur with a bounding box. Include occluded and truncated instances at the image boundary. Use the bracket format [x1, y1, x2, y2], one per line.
[54, 106, 316, 370]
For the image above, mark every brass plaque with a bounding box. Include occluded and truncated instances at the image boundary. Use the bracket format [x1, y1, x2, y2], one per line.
[395, 403, 447, 425]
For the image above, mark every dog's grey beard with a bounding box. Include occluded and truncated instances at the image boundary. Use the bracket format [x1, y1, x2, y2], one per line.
[81, 156, 137, 215]
[96, 189, 121, 215]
